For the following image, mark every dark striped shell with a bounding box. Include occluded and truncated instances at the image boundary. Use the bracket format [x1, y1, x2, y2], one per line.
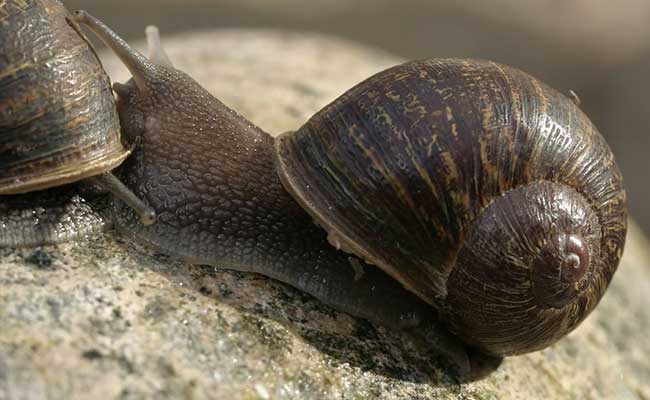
[275, 59, 627, 356]
[0, 0, 128, 194]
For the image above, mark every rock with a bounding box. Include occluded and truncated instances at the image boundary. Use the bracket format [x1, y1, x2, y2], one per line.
[1, 29, 649, 399]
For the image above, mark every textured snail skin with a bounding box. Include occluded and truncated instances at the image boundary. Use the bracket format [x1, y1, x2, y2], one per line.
[0, 184, 111, 247]
[112, 67, 440, 331]
[109, 64, 479, 369]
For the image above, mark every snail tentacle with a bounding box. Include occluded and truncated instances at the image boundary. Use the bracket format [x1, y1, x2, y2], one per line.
[89, 173, 156, 226]
[145, 25, 174, 67]
[73, 10, 153, 94]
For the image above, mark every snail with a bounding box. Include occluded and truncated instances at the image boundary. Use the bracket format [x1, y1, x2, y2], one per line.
[0, 0, 155, 247]
[1, 5, 627, 378]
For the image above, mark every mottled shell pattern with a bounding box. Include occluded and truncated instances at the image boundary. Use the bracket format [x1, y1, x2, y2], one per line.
[276, 59, 627, 356]
[0, 0, 128, 194]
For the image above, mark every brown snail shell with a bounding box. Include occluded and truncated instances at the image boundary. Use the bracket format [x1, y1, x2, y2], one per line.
[0, 0, 129, 195]
[275, 59, 627, 355]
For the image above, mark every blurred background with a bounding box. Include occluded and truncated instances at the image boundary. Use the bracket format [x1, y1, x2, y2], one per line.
[62, 0, 650, 236]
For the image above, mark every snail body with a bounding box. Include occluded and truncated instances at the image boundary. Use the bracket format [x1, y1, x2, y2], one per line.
[5, 9, 627, 377]
[0, 0, 155, 247]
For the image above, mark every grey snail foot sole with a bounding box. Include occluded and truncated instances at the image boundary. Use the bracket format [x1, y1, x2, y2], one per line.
[407, 320, 504, 380]
[465, 348, 503, 381]
[0, 183, 111, 248]
[408, 320, 471, 378]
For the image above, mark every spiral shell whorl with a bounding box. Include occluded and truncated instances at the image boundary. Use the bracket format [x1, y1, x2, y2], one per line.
[444, 181, 603, 355]
[275, 58, 626, 355]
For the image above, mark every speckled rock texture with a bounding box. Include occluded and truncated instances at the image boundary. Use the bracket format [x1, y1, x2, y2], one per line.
[1, 30, 649, 400]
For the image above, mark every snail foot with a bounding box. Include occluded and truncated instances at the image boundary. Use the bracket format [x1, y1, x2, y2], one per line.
[408, 321, 471, 378]
[461, 348, 503, 382]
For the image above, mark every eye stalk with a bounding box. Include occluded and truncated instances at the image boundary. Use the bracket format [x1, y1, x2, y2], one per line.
[73, 10, 154, 95]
